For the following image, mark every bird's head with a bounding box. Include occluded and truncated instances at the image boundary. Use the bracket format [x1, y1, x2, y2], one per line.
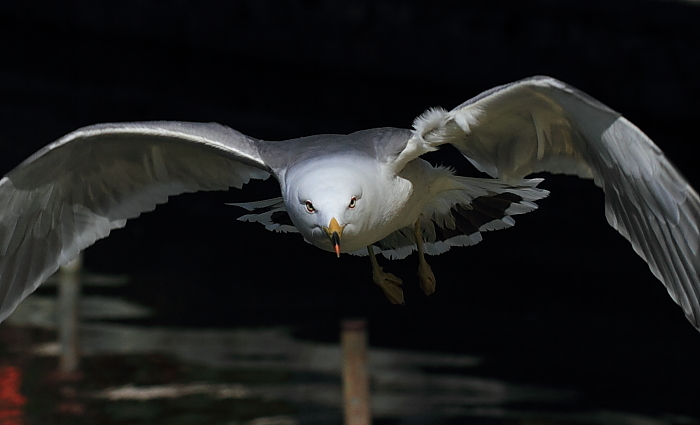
[284, 157, 375, 256]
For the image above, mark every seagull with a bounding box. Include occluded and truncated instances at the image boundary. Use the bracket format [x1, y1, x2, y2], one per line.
[1, 76, 699, 330]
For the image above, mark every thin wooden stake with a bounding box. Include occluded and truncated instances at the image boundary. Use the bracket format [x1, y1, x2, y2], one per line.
[58, 253, 82, 373]
[341, 319, 371, 425]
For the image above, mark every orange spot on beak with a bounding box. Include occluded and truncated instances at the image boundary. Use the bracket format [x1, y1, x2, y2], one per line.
[333, 236, 341, 258]
[325, 217, 345, 258]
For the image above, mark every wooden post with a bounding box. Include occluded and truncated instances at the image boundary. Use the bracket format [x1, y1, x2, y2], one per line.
[341, 319, 371, 425]
[58, 253, 82, 373]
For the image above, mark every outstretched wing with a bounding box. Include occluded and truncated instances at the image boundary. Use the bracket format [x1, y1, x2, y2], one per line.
[0, 121, 272, 322]
[404, 75, 700, 330]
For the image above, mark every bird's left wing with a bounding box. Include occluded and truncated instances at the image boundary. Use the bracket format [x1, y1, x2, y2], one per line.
[397, 76, 700, 330]
[0, 121, 271, 322]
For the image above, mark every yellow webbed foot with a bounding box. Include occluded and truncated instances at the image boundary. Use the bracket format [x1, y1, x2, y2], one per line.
[373, 266, 404, 304]
[367, 246, 404, 304]
[417, 259, 436, 296]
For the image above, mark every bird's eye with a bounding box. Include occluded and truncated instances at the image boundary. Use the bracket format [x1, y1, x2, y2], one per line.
[305, 201, 315, 213]
[348, 196, 357, 209]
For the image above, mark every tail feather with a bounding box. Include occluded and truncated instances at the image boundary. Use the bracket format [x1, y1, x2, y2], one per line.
[353, 177, 548, 260]
[227, 197, 298, 233]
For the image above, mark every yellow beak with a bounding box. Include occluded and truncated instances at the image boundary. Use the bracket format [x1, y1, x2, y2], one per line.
[324, 217, 345, 258]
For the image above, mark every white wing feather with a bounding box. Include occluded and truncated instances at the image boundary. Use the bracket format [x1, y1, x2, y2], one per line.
[407, 76, 700, 330]
[0, 121, 271, 322]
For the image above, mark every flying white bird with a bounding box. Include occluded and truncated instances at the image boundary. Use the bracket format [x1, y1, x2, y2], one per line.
[1, 76, 698, 330]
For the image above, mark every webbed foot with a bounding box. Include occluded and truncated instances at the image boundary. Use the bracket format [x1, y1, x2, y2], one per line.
[414, 219, 437, 297]
[373, 266, 404, 305]
[367, 246, 404, 304]
[418, 259, 436, 296]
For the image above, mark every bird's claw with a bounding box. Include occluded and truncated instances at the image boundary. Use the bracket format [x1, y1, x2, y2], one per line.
[373, 267, 404, 305]
[418, 260, 436, 296]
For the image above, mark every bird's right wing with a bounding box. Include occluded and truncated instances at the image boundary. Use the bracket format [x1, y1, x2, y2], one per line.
[0, 121, 271, 322]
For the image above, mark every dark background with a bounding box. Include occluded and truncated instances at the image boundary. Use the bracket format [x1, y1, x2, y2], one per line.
[1, 0, 700, 418]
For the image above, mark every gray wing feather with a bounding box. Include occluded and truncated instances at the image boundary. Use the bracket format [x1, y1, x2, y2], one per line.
[0, 121, 271, 322]
[408, 76, 700, 330]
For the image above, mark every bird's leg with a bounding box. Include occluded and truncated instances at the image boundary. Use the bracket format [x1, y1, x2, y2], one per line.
[367, 246, 404, 305]
[414, 219, 436, 296]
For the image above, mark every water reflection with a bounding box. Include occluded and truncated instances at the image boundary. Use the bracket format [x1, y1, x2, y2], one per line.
[2, 295, 699, 425]
[0, 365, 26, 425]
